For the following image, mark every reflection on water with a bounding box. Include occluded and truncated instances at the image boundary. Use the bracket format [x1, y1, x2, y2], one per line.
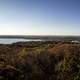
[0, 38, 43, 44]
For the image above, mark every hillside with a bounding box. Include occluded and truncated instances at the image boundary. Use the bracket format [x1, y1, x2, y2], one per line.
[0, 41, 80, 80]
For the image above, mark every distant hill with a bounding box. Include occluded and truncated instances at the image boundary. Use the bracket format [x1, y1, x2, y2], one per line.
[0, 35, 80, 41]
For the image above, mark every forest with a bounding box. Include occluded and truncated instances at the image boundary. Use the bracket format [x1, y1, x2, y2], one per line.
[0, 41, 80, 80]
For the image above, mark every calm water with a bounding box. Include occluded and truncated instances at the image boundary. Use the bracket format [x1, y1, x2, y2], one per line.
[0, 38, 43, 44]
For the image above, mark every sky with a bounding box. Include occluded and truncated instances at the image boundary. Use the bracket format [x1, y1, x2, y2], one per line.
[0, 0, 80, 35]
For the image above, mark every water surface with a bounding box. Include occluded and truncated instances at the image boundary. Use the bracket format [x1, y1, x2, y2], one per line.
[0, 38, 43, 44]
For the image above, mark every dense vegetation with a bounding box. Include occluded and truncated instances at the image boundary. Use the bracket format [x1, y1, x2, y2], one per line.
[0, 41, 80, 80]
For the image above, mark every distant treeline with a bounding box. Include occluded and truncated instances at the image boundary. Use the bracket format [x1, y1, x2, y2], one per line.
[0, 35, 80, 41]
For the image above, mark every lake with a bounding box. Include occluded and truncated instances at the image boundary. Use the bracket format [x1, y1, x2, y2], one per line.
[0, 38, 43, 44]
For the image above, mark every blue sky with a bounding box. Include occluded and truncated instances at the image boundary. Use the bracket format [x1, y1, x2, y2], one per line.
[0, 0, 80, 35]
